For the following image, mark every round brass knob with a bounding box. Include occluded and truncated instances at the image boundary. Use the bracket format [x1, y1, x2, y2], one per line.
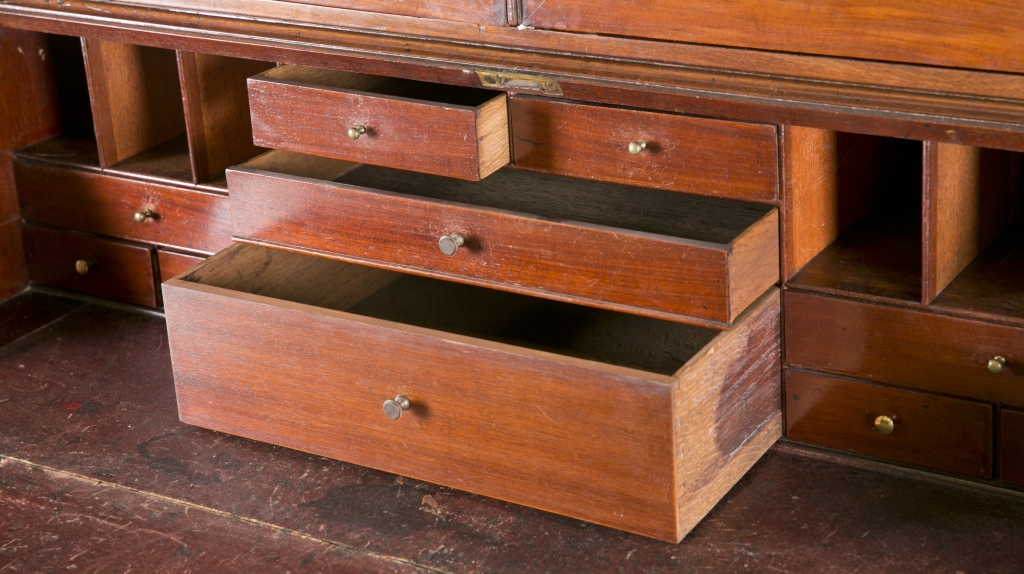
[874, 415, 895, 435]
[383, 395, 411, 420]
[134, 209, 156, 222]
[989, 355, 1007, 374]
[628, 141, 647, 155]
[438, 232, 465, 256]
[74, 259, 92, 275]
[347, 125, 367, 140]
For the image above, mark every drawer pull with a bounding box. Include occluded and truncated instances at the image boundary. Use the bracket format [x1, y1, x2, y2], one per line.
[347, 125, 367, 140]
[989, 355, 1007, 374]
[134, 209, 157, 222]
[383, 395, 411, 420]
[873, 415, 895, 435]
[438, 232, 466, 256]
[627, 140, 647, 155]
[74, 259, 93, 275]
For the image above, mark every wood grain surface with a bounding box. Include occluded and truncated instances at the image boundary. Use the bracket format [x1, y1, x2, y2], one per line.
[228, 155, 778, 328]
[16, 159, 232, 254]
[510, 96, 778, 203]
[786, 369, 993, 478]
[249, 65, 509, 180]
[22, 224, 157, 307]
[178, 51, 274, 183]
[157, 249, 204, 283]
[1000, 409, 1024, 488]
[785, 290, 1024, 407]
[81, 38, 187, 168]
[279, 0, 507, 25]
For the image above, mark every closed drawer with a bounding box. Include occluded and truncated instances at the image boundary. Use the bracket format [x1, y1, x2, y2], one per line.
[23, 225, 157, 307]
[164, 243, 782, 542]
[510, 96, 779, 203]
[786, 369, 993, 478]
[1001, 409, 1024, 488]
[785, 290, 1024, 407]
[248, 66, 509, 181]
[228, 151, 779, 329]
[15, 160, 232, 255]
[157, 249, 205, 283]
[278, 0, 507, 25]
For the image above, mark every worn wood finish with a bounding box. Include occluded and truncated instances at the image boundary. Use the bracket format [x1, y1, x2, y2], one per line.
[786, 369, 993, 478]
[922, 143, 1021, 304]
[164, 243, 781, 541]
[785, 290, 1024, 408]
[1001, 409, 1024, 488]
[229, 155, 778, 328]
[22, 225, 157, 307]
[157, 249, 204, 283]
[510, 96, 779, 203]
[279, 0, 506, 25]
[16, 160, 232, 255]
[522, 0, 1024, 75]
[249, 66, 509, 180]
[178, 52, 274, 183]
[81, 38, 187, 168]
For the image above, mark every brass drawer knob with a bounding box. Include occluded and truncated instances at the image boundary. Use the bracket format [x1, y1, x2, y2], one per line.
[134, 209, 157, 222]
[74, 259, 92, 275]
[628, 140, 647, 155]
[383, 395, 411, 420]
[438, 232, 465, 256]
[348, 125, 367, 140]
[874, 415, 895, 435]
[989, 355, 1007, 374]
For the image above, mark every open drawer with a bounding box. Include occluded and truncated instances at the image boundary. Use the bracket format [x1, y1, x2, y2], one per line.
[248, 66, 509, 181]
[163, 244, 782, 542]
[228, 151, 779, 329]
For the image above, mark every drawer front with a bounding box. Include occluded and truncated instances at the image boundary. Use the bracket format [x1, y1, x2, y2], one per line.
[16, 161, 232, 254]
[249, 68, 510, 181]
[157, 250, 204, 282]
[786, 369, 993, 478]
[228, 167, 779, 328]
[279, 0, 507, 25]
[785, 290, 1024, 407]
[23, 225, 157, 307]
[510, 97, 779, 202]
[1000, 409, 1024, 488]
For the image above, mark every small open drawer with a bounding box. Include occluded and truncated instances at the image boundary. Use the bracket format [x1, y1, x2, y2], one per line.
[163, 244, 782, 542]
[228, 151, 779, 329]
[248, 65, 510, 180]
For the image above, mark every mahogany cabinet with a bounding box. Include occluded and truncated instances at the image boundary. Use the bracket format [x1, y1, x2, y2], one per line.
[0, 0, 1023, 543]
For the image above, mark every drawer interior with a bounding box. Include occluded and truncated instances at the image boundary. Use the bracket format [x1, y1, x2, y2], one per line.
[184, 244, 718, 375]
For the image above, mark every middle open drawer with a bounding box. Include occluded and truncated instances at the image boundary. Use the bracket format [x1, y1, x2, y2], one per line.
[227, 151, 780, 328]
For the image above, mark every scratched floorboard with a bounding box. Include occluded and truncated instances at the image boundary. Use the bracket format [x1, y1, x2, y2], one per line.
[0, 292, 1023, 573]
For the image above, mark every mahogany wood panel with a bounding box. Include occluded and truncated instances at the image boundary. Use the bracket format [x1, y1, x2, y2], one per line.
[6, 2, 1024, 152]
[786, 369, 993, 478]
[22, 225, 157, 307]
[164, 243, 781, 542]
[0, 154, 26, 300]
[248, 66, 509, 181]
[228, 156, 778, 328]
[0, 29, 63, 151]
[785, 290, 1024, 408]
[157, 249, 204, 283]
[1000, 409, 1024, 488]
[81, 38, 187, 168]
[16, 160, 232, 255]
[780, 128, 887, 279]
[922, 143, 1021, 304]
[177, 51, 274, 183]
[279, 0, 506, 25]
[510, 96, 778, 203]
[522, 0, 1024, 75]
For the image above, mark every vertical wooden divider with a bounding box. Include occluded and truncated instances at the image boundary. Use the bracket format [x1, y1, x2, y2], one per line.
[177, 52, 275, 183]
[780, 126, 885, 280]
[81, 38, 187, 169]
[921, 142, 1021, 304]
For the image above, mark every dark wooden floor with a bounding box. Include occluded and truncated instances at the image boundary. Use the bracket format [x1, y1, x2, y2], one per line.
[1, 290, 1023, 573]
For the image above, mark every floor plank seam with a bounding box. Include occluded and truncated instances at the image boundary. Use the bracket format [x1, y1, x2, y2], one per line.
[0, 454, 456, 574]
